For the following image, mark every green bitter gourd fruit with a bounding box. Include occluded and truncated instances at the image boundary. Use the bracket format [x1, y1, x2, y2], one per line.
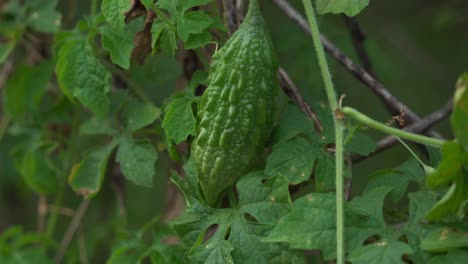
[192, 0, 279, 205]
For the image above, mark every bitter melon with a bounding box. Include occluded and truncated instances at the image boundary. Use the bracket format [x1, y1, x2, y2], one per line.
[192, 0, 279, 205]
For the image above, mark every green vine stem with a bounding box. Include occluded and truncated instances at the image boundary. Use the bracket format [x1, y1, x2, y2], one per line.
[340, 107, 446, 148]
[300, 1, 345, 263]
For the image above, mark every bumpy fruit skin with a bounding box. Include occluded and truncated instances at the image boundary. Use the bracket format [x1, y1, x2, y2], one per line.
[192, 0, 279, 205]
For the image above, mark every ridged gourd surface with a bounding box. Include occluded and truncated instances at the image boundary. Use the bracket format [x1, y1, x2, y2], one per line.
[192, 1, 279, 205]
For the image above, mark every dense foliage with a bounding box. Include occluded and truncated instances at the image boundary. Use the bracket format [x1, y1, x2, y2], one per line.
[0, 0, 467, 263]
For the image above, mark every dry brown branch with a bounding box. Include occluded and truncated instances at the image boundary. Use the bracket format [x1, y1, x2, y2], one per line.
[272, 0, 443, 139]
[54, 198, 91, 263]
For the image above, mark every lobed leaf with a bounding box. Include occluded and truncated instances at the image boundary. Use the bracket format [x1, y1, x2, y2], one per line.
[348, 238, 412, 264]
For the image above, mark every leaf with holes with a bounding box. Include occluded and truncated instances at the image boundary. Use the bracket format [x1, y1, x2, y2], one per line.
[173, 171, 305, 263]
[264, 189, 392, 260]
[364, 158, 425, 203]
[347, 238, 413, 264]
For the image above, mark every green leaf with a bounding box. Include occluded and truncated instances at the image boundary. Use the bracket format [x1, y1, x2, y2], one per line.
[364, 158, 425, 203]
[349, 186, 393, 227]
[79, 91, 129, 136]
[25, 0, 61, 32]
[160, 27, 178, 55]
[265, 137, 319, 184]
[315, 152, 335, 192]
[1, 247, 53, 264]
[345, 132, 376, 156]
[162, 93, 196, 144]
[121, 100, 161, 132]
[426, 142, 465, 188]
[157, 0, 178, 16]
[56, 37, 111, 117]
[151, 19, 167, 50]
[426, 174, 468, 221]
[263, 193, 384, 260]
[184, 31, 211, 49]
[180, 0, 213, 13]
[80, 117, 119, 136]
[429, 250, 468, 264]
[101, 25, 135, 69]
[151, 18, 178, 55]
[270, 102, 317, 145]
[101, 0, 132, 29]
[174, 172, 305, 263]
[157, 0, 212, 15]
[407, 190, 439, 226]
[348, 238, 412, 264]
[4, 61, 54, 120]
[190, 239, 235, 263]
[15, 144, 58, 195]
[316, 0, 369, 17]
[116, 135, 157, 187]
[188, 70, 208, 91]
[451, 73, 468, 151]
[177, 11, 213, 42]
[421, 227, 468, 252]
[403, 190, 438, 263]
[68, 142, 117, 197]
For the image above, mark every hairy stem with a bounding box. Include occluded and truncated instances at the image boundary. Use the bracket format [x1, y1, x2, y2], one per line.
[300, 1, 345, 263]
[341, 107, 446, 148]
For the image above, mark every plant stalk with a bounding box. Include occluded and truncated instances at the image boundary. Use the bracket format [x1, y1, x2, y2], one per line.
[300, 1, 345, 263]
[341, 107, 446, 148]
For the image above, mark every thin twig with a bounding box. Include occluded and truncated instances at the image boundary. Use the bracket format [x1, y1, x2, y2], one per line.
[279, 68, 323, 132]
[0, 57, 14, 90]
[47, 205, 75, 217]
[223, 0, 239, 35]
[353, 99, 453, 162]
[77, 227, 89, 264]
[236, 0, 246, 14]
[37, 195, 47, 233]
[342, 16, 378, 79]
[272, 0, 442, 139]
[54, 198, 91, 263]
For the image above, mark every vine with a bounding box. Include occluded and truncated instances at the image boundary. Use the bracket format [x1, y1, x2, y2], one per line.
[0, 0, 466, 263]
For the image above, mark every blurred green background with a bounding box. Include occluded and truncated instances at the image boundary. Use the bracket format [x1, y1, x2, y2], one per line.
[0, 0, 467, 261]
